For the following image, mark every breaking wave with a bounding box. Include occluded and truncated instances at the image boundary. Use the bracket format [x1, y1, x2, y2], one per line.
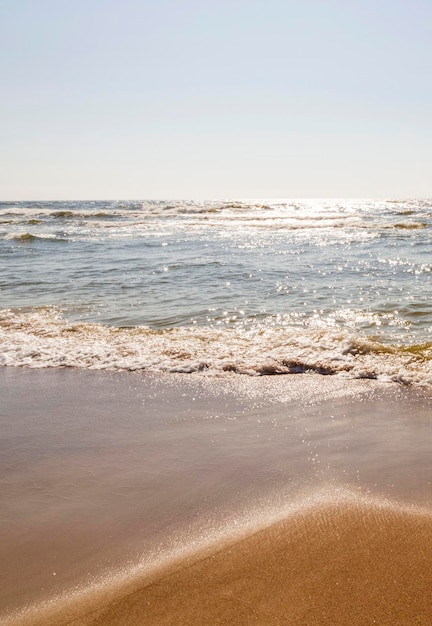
[1, 308, 432, 387]
[4, 233, 69, 243]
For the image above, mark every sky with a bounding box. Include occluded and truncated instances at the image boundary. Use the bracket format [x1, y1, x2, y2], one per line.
[1, 0, 431, 200]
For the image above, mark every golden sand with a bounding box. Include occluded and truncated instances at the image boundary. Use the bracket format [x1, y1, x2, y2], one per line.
[69, 502, 432, 626]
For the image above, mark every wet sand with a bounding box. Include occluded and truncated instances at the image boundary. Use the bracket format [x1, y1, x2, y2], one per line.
[1, 368, 431, 625]
[74, 502, 432, 626]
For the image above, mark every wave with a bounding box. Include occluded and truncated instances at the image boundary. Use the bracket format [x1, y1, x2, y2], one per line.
[50, 210, 75, 218]
[15, 232, 38, 242]
[393, 222, 428, 230]
[1, 309, 431, 387]
[2, 201, 431, 237]
[49, 210, 121, 220]
[4, 233, 69, 243]
[4, 219, 430, 238]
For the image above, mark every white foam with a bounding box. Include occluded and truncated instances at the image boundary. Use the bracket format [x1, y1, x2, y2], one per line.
[1, 308, 432, 387]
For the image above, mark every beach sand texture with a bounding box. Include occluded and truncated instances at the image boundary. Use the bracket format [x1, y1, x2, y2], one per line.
[74, 502, 432, 626]
[1, 368, 431, 625]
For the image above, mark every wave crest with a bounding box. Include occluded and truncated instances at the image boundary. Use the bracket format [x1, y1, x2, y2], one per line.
[1, 309, 431, 387]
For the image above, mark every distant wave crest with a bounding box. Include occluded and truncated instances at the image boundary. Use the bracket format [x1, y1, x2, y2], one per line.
[4, 233, 69, 243]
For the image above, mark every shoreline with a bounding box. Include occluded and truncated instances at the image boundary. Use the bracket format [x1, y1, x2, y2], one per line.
[1, 367, 431, 624]
[74, 499, 432, 626]
[6, 495, 432, 626]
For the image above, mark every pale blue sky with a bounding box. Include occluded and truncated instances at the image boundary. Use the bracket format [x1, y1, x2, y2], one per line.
[1, 0, 431, 199]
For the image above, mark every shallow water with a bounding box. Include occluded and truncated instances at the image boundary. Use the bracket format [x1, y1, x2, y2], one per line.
[1, 199, 432, 384]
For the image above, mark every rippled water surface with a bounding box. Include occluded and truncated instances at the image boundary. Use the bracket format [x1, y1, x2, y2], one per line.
[1, 198, 432, 384]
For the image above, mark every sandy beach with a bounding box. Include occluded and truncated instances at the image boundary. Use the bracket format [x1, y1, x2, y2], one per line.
[74, 502, 432, 626]
[1, 368, 431, 625]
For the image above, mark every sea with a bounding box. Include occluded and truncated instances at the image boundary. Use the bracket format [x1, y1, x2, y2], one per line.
[1, 198, 432, 386]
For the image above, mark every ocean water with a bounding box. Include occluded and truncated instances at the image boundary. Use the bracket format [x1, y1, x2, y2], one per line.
[1, 198, 432, 385]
